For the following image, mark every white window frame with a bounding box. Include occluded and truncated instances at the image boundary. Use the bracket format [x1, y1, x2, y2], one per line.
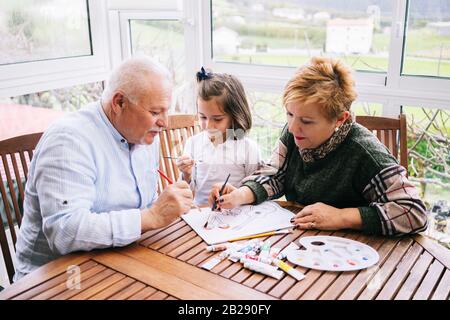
[109, 0, 202, 87]
[0, 0, 111, 98]
[200, 0, 450, 112]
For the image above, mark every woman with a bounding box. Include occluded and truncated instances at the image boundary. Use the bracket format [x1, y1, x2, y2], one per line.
[209, 57, 428, 236]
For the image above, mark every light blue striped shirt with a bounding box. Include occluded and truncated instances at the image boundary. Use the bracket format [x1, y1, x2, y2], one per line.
[14, 101, 159, 280]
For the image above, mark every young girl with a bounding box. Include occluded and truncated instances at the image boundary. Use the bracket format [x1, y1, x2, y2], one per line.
[176, 67, 262, 206]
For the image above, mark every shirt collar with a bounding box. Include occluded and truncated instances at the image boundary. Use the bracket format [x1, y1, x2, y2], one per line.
[96, 100, 130, 149]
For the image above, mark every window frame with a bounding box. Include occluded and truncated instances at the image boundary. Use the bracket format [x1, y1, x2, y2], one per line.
[108, 0, 202, 113]
[201, 0, 450, 113]
[109, 0, 202, 87]
[0, 0, 111, 98]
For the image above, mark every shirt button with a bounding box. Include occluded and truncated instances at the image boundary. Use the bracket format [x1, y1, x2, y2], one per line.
[121, 139, 125, 143]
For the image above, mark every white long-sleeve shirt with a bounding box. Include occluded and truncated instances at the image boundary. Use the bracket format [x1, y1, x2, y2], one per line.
[182, 131, 263, 205]
[14, 101, 159, 280]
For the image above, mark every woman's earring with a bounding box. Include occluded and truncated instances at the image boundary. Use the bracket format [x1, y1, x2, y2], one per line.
[334, 126, 339, 132]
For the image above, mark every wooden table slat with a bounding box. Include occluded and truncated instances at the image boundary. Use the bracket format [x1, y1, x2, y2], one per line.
[29, 263, 105, 300]
[177, 242, 208, 262]
[69, 272, 126, 300]
[431, 269, 450, 300]
[187, 246, 217, 266]
[139, 218, 182, 243]
[337, 238, 405, 300]
[167, 235, 204, 258]
[413, 259, 445, 300]
[50, 267, 115, 300]
[12, 260, 98, 300]
[2, 202, 450, 301]
[374, 242, 423, 300]
[318, 236, 386, 300]
[300, 232, 364, 300]
[140, 220, 187, 247]
[112, 245, 274, 300]
[149, 225, 192, 251]
[146, 291, 169, 300]
[0, 253, 94, 300]
[414, 234, 450, 269]
[357, 239, 416, 300]
[127, 286, 158, 300]
[108, 281, 147, 300]
[89, 277, 136, 300]
[395, 251, 434, 300]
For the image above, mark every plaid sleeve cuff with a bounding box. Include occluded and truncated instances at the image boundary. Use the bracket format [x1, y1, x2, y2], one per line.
[243, 181, 268, 205]
[358, 206, 382, 235]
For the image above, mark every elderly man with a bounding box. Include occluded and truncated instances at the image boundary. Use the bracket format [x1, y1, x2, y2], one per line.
[13, 57, 193, 281]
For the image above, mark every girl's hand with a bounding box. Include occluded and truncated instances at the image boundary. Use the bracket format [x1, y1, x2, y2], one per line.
[292, 203, 362, 231]
[208, 183, 238, 210]
[208, 185, 255, 211]
[176, 155, 195, 181]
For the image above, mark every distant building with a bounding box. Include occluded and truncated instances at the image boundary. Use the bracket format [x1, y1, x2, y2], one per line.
[313, 11, 330, 23]
[428, 22, 450, 36]
[326, 18, 374, 54]
[272, 8, 304, 21]
[213, 27, 240, 55]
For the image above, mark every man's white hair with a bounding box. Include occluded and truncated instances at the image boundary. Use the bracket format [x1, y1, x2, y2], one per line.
[102, 55, 172, 105]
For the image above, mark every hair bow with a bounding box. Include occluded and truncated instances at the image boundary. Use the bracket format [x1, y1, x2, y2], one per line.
[196, 66, 211, 82]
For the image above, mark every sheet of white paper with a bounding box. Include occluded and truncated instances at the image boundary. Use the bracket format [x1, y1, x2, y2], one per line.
[182, 201, 295, 245]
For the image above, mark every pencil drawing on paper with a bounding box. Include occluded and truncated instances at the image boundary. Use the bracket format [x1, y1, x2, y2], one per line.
[204, 202, 278, 231]
[182, 201, 294, 245]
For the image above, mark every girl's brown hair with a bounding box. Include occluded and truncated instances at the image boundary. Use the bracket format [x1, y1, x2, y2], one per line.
[196, 67, 252, 135]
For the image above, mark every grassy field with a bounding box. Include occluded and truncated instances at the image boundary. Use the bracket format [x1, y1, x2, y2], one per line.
[220, 53, 450, 76]
[136, 22, 450, 76]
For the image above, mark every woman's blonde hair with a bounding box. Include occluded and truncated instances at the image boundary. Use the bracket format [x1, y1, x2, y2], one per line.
[196, 68, 252, 134]
[283, 57, 357, 120]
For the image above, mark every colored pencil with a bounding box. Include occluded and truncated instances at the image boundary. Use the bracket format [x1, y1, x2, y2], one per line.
[227, 229, 292, 242]
[157, 169, 173, 184]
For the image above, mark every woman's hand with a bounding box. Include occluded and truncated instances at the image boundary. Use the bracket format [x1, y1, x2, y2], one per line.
[292, 202, 362, 231]
[208, 185, 255, 210]
[176, 155, 195, 182]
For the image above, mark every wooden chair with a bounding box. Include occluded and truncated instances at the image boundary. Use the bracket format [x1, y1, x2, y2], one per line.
[158, 115, 200, 192]
[0, 132, 42, 284]
[355, 114, 408, 171]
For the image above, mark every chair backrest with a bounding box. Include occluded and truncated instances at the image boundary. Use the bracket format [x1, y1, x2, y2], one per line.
[0, 132, 42, 284]
[355, 114, 408, 170]
[158, 114, 200, 192]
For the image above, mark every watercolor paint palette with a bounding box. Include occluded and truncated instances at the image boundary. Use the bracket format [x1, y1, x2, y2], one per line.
[286, 236, 379, 271]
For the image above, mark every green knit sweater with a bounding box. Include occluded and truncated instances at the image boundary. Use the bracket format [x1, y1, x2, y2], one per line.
[243, 123, 427, 235]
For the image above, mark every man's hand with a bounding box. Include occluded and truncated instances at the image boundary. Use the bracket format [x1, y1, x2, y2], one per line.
[141, 181, 193, 232]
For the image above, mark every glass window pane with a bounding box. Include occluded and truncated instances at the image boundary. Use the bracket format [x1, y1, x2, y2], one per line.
[352, 101, 383, 116]
[0, 0, 92, 65]
[129, 19, 192, 112]
[247, 91, 285, 160]
[212, 0, 392, 72]
[402, 106, 450, 243]
[402, 0, 450, 78]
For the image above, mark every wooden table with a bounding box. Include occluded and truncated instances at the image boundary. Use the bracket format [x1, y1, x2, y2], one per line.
[1, 203, 449, 300]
